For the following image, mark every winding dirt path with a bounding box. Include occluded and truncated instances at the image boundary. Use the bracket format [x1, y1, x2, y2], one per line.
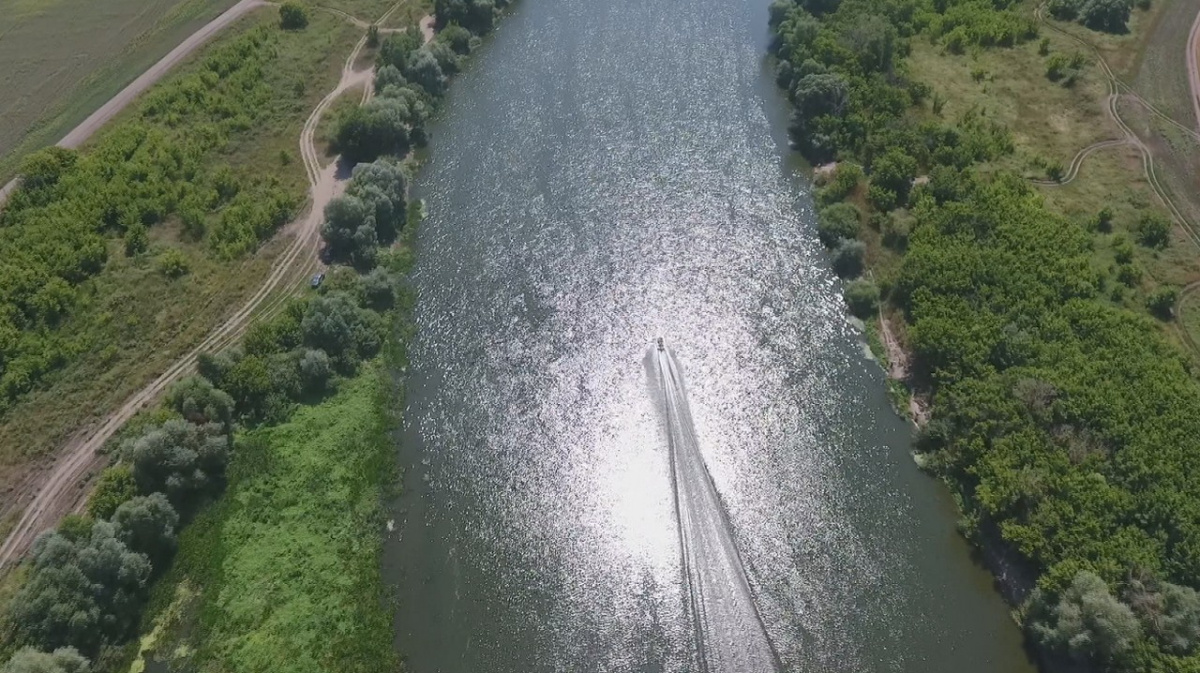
[0, 3, 423, 573]
[1033, 4, 1200, 249]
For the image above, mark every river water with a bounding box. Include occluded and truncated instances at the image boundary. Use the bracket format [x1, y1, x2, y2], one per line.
[385, 0, 1035, 670]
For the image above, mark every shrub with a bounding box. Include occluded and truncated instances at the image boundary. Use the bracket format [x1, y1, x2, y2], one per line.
[123, 419, 231, 509]
[1029, 571, 1140, 663]
[831, 240, 865, 278]
[111, 493, 179, 566]
[167, 375, 234, 427]
[816, 162, 863, 205]
[439, 24, 474, 54]
[816, 203, 861, 247]
[86, 465, 138, 519]
[1135, 212, 1171, 248]
[0, 647, 90, 673]
[1146, 287, 1179, 320]
[279, 1, 308, 29]
[299, 349, 332, 394]
[844, 279, 880, 318]
[124, 223, 148, 257]
[156, 248, 189, 278]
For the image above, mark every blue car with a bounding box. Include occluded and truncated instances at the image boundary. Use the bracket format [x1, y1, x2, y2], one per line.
[310, 272, 325, 289]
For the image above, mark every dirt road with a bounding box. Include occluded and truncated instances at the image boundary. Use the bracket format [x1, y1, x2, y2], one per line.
[0, 3, 420, 573]
[1189, 7, 1200, 133]
[0, 0, 266, 205]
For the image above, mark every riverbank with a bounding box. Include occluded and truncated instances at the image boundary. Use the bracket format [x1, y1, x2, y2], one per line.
[773, 0, 1200, 668]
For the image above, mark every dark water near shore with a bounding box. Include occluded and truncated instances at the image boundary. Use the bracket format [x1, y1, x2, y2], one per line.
[384, 0, 1036, 670]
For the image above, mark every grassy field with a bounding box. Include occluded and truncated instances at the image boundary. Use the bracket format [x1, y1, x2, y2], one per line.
[0, 9, 363, 489]
[0, 0, 238, 181]
[905, 0, 1200, 349]
[130, 361, 401, 673]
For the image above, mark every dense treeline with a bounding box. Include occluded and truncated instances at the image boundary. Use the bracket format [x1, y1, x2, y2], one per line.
[0, 28, 300, 415]
[772, 0, 1200, 670]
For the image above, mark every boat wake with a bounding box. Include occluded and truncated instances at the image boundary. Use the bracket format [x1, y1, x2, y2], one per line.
[653, 340, 780, 673]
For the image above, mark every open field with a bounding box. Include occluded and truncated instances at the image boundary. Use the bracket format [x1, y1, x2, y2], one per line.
[0, 8, 362, 499]
[0, 0, 239, 181]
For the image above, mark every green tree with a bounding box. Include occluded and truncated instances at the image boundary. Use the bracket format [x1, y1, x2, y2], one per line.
[832, 240, 865, 278]
[299, 349, 332, 394]
[111, 493, 179, 567]
[405, 48, 448, 97]
[167, 375, 234, 427]
[844, 279, 880, 318]
[816, 203, 860, 247]
[0, 647, 90, 673]
[279, 1, 308, 29]
[1029, 571, 1140, 663]
[11, 522, 151, 653]
[439, 24, 474, 54]
[1135, 212, 1171, 249]
[123, 419, 230, 508]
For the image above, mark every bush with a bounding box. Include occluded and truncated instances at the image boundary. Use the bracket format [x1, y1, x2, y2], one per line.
[124, 223, 148, 257]
[816, 203, 861, 247]
[1146, 287, 1179, 320]
[167, 375, 234, 428]
[844, 279, 880, 318]
[111, 493, 179, 566]
[123, 419, 231, 509]
[156, 248, 189, 278]
[1029, 571, 1140, 663]
[816, 163, 863, 205]
[279, 1, 308, 29]
[299, 349, 332, 394]
[439, 24, 474, 54]
[831, 240, 865, 278]
[86, 465, 138, 519]
[0, 647, 90, 673]
[1135, 212, 1171, 248]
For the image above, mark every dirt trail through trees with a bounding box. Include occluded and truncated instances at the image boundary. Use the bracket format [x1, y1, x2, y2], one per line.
[0, 2, 423, 574]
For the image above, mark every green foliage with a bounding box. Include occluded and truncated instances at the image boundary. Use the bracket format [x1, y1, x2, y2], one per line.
[1049, 0, 1133, 33]
[435, 0, 496, 34]
[278, 1, 308, 29]
[167, 375, 234, 428]
[160, 368, 400, 672]
[439, 23, 474, 54]
[334, 90, 429, 165]
[816, 202, 861, 246]
[815, 162, 862, 205]
[1029, 571, 1141, 663]
[155, 248, 190, 278]
[123, 223, 148, 257]
[1146, 287, 1179, 320]
[1126, 577, 1200, 655]
[10, 522, 150, 654]
[0, 647, 89, 673]
[86, 466, 139, 520]
[844, 278, 880, 318]
[111, 493, 179, 567]
[322, 159, 409, 266]
[831, 239, 865, 278]
[1135, 212, 1171, 249]
[1046, 51, 1087, 85]
[122, 419, 230, 511]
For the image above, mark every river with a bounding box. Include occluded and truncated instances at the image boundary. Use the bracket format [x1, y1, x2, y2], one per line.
[385, 0, 1035, 670]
